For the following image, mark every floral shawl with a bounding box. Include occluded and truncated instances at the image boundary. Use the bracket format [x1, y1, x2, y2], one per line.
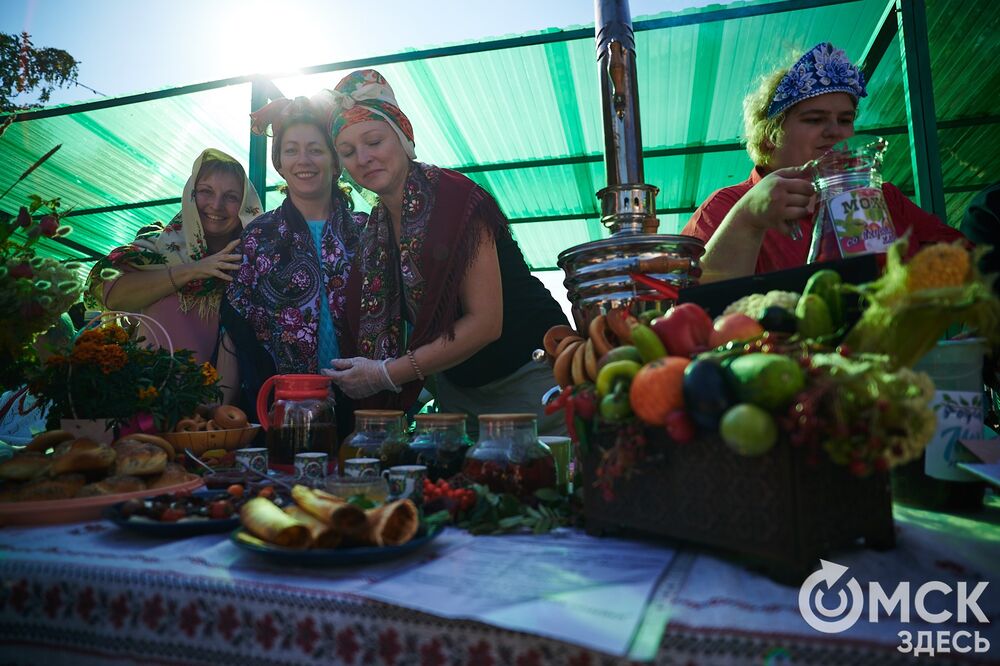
[342, 162, 506, 410]
[85, 148, 263, 318]
[227, 196, 362, 374]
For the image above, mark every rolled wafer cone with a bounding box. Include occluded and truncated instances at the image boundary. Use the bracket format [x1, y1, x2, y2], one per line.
[291, 485, 367, 536]
[361, 499, 419, 547]
[240, 497, 311, 549]
[284, 505, 343, 549]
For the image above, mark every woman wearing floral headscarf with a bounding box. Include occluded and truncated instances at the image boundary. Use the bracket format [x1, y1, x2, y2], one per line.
[222, 95, 363, 423]
[323, 69, 569, 435]
[86, 148, 262, 384]
[683, 42, 963, 282]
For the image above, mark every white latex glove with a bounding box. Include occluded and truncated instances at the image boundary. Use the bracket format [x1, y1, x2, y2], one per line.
[323, 357, 401, 399]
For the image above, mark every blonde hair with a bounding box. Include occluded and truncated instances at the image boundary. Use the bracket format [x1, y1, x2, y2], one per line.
[743, 68, 790, 168]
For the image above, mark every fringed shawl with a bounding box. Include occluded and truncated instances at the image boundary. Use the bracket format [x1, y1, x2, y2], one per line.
[342, 162, 506, 410]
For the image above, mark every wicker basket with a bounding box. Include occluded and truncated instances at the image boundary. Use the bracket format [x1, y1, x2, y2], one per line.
[160, 425, 262, 456]
[581, 427, 895, 584]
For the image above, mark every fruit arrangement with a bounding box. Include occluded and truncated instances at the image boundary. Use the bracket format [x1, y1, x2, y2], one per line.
[542, 240, 1000, 500]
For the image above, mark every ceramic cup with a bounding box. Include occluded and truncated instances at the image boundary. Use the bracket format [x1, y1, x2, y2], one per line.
[539, 436, 573, 494]
[324, 475, 390, 503]
[235, 447, 268, 476]
[294, 452, 328, 483]
[382, 465, 427, 503]
[344, 457, 381, 478]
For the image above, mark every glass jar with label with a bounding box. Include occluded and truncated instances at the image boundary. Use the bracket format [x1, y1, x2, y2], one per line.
[407, 413, 473, 482]
[462, 413, 556, 501]
[807, 135, 895, 263]
[338, 410, 408, 472]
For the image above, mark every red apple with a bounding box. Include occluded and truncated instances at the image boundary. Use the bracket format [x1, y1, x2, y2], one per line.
[709, 313, 765, 348]
[649, 303, 713, 357]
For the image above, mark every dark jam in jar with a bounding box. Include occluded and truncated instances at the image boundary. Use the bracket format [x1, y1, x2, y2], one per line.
[407, 413, 473, 481]
[462, 413, 555, 501]
[338, 410, 408, 470]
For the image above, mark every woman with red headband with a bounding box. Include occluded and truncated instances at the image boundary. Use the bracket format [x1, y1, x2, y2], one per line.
[683, 42, 963, 282]
[322, 69, 569, 434]
[222, 96, 363, 420]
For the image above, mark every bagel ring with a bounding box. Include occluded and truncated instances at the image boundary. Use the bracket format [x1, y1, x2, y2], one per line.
[588, 314, 616, 358]
[204, 419, 221, 431]
[175, 418, 201, 433]
[542, 325, 579, 358]
[212, 405, 248, 429]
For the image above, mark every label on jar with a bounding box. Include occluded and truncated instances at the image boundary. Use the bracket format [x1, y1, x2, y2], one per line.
[924, 390, 982, 482]
[824, 186, 896, 257]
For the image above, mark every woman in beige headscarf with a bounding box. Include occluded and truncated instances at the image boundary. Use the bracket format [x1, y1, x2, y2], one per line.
[85, 148, 262, 396]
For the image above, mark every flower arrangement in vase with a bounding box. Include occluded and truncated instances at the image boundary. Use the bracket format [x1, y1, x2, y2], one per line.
[28, 319, 222, 435]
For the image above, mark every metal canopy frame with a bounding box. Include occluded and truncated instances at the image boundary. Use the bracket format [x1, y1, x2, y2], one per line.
[0, 0, 956, 263]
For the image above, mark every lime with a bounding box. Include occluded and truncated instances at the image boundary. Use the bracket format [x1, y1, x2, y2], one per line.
[728, 353, 805, 410]
[719, 403, 778, 456]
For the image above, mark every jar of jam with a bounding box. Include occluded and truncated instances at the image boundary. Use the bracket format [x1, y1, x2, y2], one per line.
[338, 410, 408, 472]
[462, 413, 556, 501]
[807, 135, 895, 263]
[407, 413, 473, 481]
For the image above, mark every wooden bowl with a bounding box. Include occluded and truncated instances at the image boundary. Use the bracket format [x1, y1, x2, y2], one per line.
[160, 425, 262, 456]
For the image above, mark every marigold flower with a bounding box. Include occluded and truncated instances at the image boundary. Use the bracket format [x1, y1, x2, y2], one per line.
[137, 386, 159, 401]
[200, 362, 219, 385]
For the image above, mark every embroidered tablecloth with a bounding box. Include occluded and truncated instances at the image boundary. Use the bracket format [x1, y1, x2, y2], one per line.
[0, 500, 997, 665]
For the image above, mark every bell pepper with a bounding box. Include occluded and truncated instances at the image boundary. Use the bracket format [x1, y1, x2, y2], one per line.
[595, 359, 642, 397]
[599, 384, 633, 422]
[649, 303, 713, 357]
[630, 322, 668, 363]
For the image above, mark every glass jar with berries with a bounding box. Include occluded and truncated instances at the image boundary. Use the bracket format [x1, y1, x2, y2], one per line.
[407, 413, 473, 482]
[338, 409, 408, 472]
[462, 413, 556, 501]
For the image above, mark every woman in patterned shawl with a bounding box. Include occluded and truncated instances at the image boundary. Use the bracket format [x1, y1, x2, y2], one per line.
[323, 70, 569, 435]
[222, 95, 363, 423]
[85, 148, 262, 395]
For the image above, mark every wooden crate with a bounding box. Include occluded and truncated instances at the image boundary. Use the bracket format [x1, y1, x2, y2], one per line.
[581, 428, 895, 584]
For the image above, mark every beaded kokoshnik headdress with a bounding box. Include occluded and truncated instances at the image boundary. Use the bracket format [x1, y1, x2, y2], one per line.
[767, 42, 868, 118]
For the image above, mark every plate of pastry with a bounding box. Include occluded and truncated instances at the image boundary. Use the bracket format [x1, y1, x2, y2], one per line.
[0, 429, 203, 526]
[229, 486, 443, 565]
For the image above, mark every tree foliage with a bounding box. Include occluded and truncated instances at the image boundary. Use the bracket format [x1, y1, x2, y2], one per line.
[1, 32, 80, 113]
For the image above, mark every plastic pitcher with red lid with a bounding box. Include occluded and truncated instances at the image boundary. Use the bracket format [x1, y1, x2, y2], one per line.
[256, 374, 337, 474]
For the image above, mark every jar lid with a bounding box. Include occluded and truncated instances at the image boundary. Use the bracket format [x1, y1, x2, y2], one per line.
[478, 413, 537, 424]
[413, 413, 467, 424]
[354, 409, 405, 420]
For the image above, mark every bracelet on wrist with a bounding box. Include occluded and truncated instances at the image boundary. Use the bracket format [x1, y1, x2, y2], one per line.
[406, 349, 425, 382]
[167, 266, 181, 292]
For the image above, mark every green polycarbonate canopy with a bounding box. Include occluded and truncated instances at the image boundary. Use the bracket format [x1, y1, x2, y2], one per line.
[1, 0, 997, 278]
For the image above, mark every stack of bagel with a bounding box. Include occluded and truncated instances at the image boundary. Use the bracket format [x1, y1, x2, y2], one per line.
[171, 404, 249, 433]
[542, 312, 627, 388]
[0, 430, 192, 502]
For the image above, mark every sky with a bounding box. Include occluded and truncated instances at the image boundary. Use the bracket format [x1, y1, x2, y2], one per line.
[3, 0, 719, 107]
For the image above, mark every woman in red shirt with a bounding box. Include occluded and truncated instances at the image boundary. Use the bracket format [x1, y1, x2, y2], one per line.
[682, 42, 963, 282]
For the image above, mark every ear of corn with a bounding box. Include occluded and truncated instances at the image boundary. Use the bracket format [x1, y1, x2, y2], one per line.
[843, 235, 1000, 369]
[906, 242, 971, 292]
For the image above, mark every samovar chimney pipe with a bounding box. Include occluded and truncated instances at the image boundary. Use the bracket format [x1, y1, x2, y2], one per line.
[594, 0, 659, 236]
